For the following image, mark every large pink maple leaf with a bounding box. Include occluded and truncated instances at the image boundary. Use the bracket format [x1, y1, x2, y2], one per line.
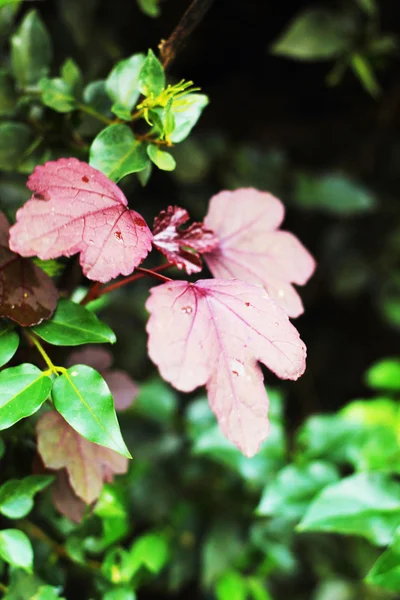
[9, 158, 153, 282]
[204, 188, 316, 317]
[146, 279, 306, 457]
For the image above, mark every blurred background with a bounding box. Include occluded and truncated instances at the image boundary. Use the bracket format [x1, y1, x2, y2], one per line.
[1, 0, 400, 599]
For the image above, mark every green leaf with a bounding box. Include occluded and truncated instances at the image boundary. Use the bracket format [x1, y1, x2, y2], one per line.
[0, 69, 16, 116]
[0, 475, 54, 519]
[137, 0, 160, 18]
[365, 358, 400, 391]
[126, 533, 169, 577]
[40, 78, 77, 113]
[170, 94, 209, 143]
[351, 53, 380, 98]
[11, 10, 52, 87]
[103, 589, 136, 600]
[147, 144, 176, 171]
[52, 365, 131, 458]
[215, 571, 247, 600]
[257, 462, 339, 521]
[0, 529, 33, 570]
[90, 124, 148, 182]
[298, 472, 400, 545]
[366, 527, 400, 591]
[33, 299, 116, 346]
[202, 521, 243, 587]
[0, 364, 52, 430]
[133, 377, 177, 424]
[247, 579, 273, 600]
[3, 570, 65, 600]
[0, 122, 33, 172]
[271, 9, 353, 61]
[0, 322, 19, 367]
[105, 53, 145, 114]
[137, 161, 152, 186]
[83, 80, 112, 116]
[138, 49, 165, 97]
[293, 172, 377, 216]
[357, 0, 377, 15]
[61, 58, 83, 96]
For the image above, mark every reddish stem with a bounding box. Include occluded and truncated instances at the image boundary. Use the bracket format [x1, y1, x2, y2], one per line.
[80, 264, 174, 305]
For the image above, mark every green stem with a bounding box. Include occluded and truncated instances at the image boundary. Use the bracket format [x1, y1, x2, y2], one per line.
[25, 331, 60, 375]
[76, 102, 115, 125]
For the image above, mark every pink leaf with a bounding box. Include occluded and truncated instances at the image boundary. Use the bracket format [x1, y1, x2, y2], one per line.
[204, 188, 316, 317]
[146, 279, 306, 457]
[9, 158, 153, 283]
[37, 411, 128, 504]
[52, 471, 87, 523]
[66, 346, 138, 412]
[152, 205, 219, 274]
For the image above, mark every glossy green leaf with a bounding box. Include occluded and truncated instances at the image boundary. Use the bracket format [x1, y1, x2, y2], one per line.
[40, 78, 77, 113]
[138, 49, 165, 97]
[0, 475, 54, 519]
[215, 571, 247, 600]
[147, 144, 176, 171]
[271, 9, 353, 60]
[294, 172, 376, 215]
[366, 527, 400, 591]
[33, 299, 116, 346]
[365, 358, 400, 391]
[0, 322, 19, 367]
[0, 364, 52, 430]
[0, 529, 33, 570]
[83, 80, 112, 116]
[257, 462, 339, 521]
[11, 10, 52, 87]
[0, 69, 16, 116]
[0, 122, 33, 171]
[170, 94, 209, 143]
[52, 365, 131, 458]
[105, 53, 145, 114]
[298, 472, 400, 545]
[90, 124, 148, 182]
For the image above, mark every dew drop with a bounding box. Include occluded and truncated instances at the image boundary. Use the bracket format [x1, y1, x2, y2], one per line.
[88, 239, 94, 245]
[23, 292, 28, 298]
[71, 371, 78, 377]
[181, 306, 193, 315]
[278, 289, 285, 298]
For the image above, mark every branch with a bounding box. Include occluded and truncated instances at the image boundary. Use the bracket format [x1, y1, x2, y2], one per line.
[160, 0, 216, 70]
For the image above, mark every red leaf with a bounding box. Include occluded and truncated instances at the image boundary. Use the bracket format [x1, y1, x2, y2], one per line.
[52, 471, 87, 523]
[146, 279, 306, 457]
[66, 346, 138, 412]
[9, 158, 153, 283]
[0, 212, 58, 326]
[204, 189, 316, 317]
[152, 205, 218, 274]
[37, 411, 128, 504]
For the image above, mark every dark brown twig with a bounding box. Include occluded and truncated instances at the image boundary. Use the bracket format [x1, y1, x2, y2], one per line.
[159, 0, 216, 70]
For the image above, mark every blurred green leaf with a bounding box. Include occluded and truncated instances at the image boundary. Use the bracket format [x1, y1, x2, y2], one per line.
[90, 124, 148, 182]
[0, 529, 33, 570]
[350, 53, 380, 97]
[271, 9, 353, 61]
[365, 358, 400, 391]
[4, 570, 65, 600]
[202, 522, 243, 586]
[40, 78, 77, 113]
[126, 533, 169, 577]
[11, 10, 52, 87]
[247, 578, 273, 600]
[0, 475, 53, 519]
[257, 462, 339, 521]
[147, 144, 176, 171]
[0, 122, 33, 171]
[138, 49, 165, 97]
[0, 323, 19, 368]
[0, 69, 16, 116]
[170, 94, 209, 143]
[293, 172, 377, 216]
[137, 0, 160, 18]
[357, 0, 377, 15]
[84, 485, 128, 552]
[215, 571, 247, 600]
[102, 589, 136, 600]
[298, 473, 400, 545]
[105, 53, 145, 116]
[133, 377, 177, 424]
[366, 526, 400, 591]
[61, 58, 83, 96]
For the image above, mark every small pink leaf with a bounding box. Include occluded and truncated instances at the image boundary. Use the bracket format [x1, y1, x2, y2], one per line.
[152, 205, 219, 274]
[37, 411, 128, 504]
[66, 346, 114, 372]
[9, 158, 153, 283]
[146, 279, 306, 457]
[204, 188, 316, 317]
[52, 471, 87, 523]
